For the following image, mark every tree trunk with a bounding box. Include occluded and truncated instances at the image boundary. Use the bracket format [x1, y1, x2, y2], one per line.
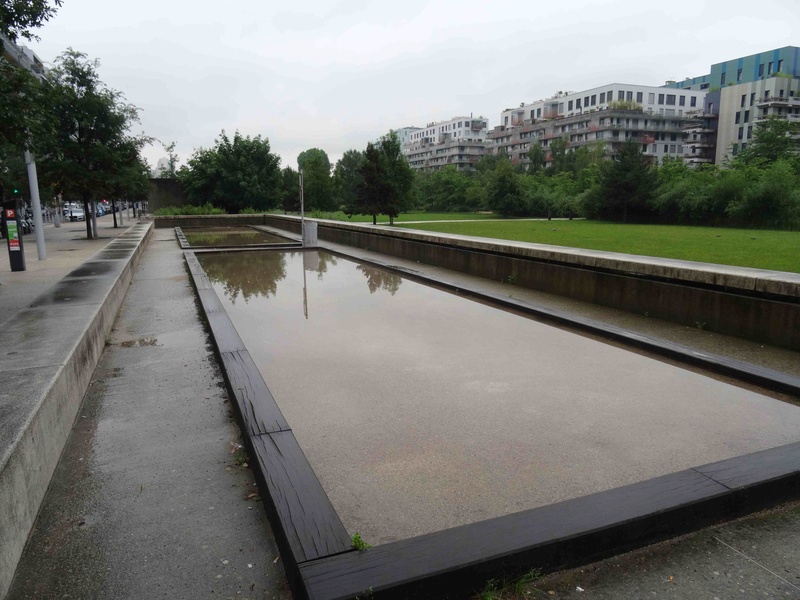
[112, 199, 118, 227]
[389, 215, 394, 225]
[83, 195, 94, 239]
[372, 214, 376, 225]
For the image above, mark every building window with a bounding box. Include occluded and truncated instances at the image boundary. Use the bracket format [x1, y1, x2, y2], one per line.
[679, 95, 686, 106]
[626, 91, 633, 101]
[663, 144, 669, 153]
[744, 110, 749, 123]
[738, 127, 744, 140]
[735, 112, 741, 124]
[759, 64, 764, 77]
[747, 126, 752, 139]
[690, 96, 697, 107]
[778, 59, 784, 72]
[750, 93, 755, 106]
[670, 144, 676, 153]
[741, 94, 746, 108]
[670, 133, 677, 141]
[591, 94, 596, 106]
[701, 83, 710, 89]
[568, 100, 573, 111]
[537, 108, 542, 118]
[666, 94, 676, 105]
[599, 92, 606, 103]
[737, 68, 743, 82]
[637, 91, 643, 103]
[768, 61, 774, 74]
[576, 99, 581, 109]
[618, 90, 625, 101]
[658, 93, 665, 104]
[721, 71, 726, 85]
[648, 93, 655, 104]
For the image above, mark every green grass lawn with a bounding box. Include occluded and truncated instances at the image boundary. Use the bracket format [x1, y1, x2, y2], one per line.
[395, 220, 800, 273]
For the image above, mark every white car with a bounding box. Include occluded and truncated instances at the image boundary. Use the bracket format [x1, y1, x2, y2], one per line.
[65, 205, 85, 221]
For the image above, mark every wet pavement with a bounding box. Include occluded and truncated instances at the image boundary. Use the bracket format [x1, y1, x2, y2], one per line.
[181, 226, 291, 247]
[6, 226, 290, 599]
[2, 220, 799, 599]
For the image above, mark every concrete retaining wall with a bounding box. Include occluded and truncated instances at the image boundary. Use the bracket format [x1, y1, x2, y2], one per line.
[155, 214, 800, 350]
[0, 224, 152, 598]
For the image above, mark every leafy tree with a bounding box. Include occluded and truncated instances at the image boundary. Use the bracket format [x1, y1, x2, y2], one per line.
[526, 143, 545, 175]
[41, 49, 148, 238]
[416, 165, 473, 212]
[0, 0, 62, 46]
[352, 142, 391, 224]
[486, 156, 525, 217]
[159, 140, 179, 177]
[593, 139, 656, 222]
[351, 134, 414, 224]
[735, 115, 800, 166]
[297, 147, 333, 211]
[375, 131, 413, 220]
[179, 130, 281, 213]
[280, 166, 300, 213]
[548, 137, 570, 174]
[333, 149, 364, 212]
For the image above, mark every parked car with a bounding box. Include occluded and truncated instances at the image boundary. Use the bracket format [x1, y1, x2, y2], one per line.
[65, 205, 85, 221]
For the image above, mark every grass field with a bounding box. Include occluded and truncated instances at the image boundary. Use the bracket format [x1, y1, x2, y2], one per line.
[394, 219, 800, 273]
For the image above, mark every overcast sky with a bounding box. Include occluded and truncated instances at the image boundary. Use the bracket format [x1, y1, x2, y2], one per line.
[28, 0, 800, 171]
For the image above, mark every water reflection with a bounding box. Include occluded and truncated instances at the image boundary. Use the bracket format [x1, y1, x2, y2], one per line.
[200, 251, 287, 304]
[357, 265, 402, 295]
[310, 252, 338, 280]
[183, 228, 288, 247]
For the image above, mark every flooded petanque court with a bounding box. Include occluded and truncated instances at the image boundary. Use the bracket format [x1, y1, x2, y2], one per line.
[182, 227, 291, 247]
[198, 249, 800, 546]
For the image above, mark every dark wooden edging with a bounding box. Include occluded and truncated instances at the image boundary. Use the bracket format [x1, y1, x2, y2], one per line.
[323, 249, 800, 397]
[300, 442, 800, 600]
[184, 251, 353, 596]
[185, 247, 800, 600]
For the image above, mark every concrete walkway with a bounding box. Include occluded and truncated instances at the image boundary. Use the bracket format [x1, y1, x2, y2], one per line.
[1, 220, 798, 599]
[5, 225, 289, 599]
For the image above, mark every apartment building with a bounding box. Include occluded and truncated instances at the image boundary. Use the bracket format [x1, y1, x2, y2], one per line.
[402, 116, 489, 171]
[489, 84, 707, 168]
[666, 46, 800, 163]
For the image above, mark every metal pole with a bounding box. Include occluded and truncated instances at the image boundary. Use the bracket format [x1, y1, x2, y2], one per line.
[299, 170, 305, 248]
[24, 150, 46, 260]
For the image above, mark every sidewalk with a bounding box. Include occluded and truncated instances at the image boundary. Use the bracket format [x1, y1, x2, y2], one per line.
[0, 216, 128, 326]
[5, 225, 290, 599]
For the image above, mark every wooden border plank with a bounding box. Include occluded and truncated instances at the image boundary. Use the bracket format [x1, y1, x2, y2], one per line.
[300, 469, 729, 600]
[250, 432, 352, 567]
[220, 349, 289, 435]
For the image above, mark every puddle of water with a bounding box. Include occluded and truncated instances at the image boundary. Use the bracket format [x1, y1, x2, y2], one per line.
[182, 227, 290, 247]
[120, 337, 158, 348]
[197, 250, 800, 546]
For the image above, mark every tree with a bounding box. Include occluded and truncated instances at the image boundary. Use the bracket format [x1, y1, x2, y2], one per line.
[351, 134, 414, 225]
[0, 0, 62, 47]
[375, 131, 413, 221]
[548, 137, 570, 174]
[594, 139, 656, 222]
[486, 156, 525, 217]
[297, 148, 333, 211]
[735, 115, 800, 166]
[352, 142, 391, 224]
[280, 166, 299, 213]
[41, 49, 148, 238]
[178, 130, 281, 213]
[527, 143, 545, 175]
[159, 140, 179, 177]
[333, 149, 364, 213]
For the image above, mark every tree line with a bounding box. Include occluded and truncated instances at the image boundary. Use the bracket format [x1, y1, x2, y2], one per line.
[1, 2, 151, 238]
[174, 115, 799, 230]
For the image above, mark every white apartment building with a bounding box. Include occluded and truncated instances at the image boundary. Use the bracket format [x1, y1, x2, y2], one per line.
[403, 116, 489, 171]
[714, 77, 800, 164]
[492, 84, 708, 167]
